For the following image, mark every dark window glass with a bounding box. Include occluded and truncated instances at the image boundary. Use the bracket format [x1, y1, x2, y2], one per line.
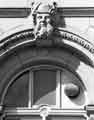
[5, 116, 41, 120]
[23, 116, 41, 120]
[4, 116, 20, 120]
[47, 116, 86, 120]
[4, 71, 29, 107]
[33, 70, 56, 106]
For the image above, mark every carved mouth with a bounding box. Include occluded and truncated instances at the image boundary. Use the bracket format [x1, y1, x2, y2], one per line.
[40, 22, 47, 26]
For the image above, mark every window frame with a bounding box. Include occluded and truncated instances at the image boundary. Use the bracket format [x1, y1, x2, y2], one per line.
[2, 65, 62, 109]
[1, 65, 86, 120]
[28, 66, 62, 109]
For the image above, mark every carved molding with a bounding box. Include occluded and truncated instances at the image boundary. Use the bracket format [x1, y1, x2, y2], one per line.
[3, 109, 87, 120]
[0, 29, 35, 55]
[4, 108, 86, 117]
[0, 28, 94, 58]
[59, 29, 94, 54]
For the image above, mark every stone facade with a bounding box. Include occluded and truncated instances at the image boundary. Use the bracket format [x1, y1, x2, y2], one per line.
[0, 0, 94, 120]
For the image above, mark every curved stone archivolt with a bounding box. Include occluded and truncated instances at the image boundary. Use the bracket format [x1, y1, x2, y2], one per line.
[0, 27, 94, 106]
[59, 28, 94, 54]
[0, 27, 94, 66]
[59, 28, 94, 66]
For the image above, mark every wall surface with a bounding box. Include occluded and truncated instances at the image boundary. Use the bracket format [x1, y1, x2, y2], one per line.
[1, 0, 94, 7]
[0, 1, 94, 119]
[0, 0, 94, 44]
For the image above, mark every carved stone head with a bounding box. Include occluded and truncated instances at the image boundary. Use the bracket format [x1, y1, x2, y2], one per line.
[32, 2, 58, 38]
[32, 2, 57, 25]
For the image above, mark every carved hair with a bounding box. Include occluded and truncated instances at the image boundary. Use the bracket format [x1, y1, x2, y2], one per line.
[31, 2, 58, 25]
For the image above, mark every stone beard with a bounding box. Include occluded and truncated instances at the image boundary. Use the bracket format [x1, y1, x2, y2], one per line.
[34, 18, 54, 39]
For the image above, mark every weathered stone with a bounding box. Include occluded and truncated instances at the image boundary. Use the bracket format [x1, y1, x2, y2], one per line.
[64, 83, 80, 98]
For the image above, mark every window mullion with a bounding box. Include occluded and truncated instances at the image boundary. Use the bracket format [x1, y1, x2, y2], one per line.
[60, 71, 62, 108]
[61, 71, 64, 108]
[28, 70, 33, 108]
[56, 70, 61, 108]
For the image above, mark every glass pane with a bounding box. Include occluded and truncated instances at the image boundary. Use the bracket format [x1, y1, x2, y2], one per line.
[5, 116, 20, 120]
[5, 116, 41, 120]
[33, 69, 56, 106]
[22, 116, 41, 120]
[47, 116, 86, 120]
[4, 71, 29, 107]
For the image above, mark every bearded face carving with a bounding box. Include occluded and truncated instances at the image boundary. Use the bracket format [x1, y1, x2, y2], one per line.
[32, 2, 57, 39]
[34, 13, 54, 39]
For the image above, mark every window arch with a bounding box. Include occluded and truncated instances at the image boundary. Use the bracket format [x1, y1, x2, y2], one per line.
[3, 64, 86, 110]
[0, 64, 86, 120]
[3, 65, 61, 108]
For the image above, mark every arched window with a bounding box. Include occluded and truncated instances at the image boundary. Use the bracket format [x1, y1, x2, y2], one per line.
[4, 65, 60, 108]
[2, 65, 86, 120]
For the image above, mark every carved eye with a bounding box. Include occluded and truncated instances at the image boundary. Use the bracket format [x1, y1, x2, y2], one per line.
[64, 83, 80, 98]
[45, 16, 50, 19]
[37, 16, 42, 19]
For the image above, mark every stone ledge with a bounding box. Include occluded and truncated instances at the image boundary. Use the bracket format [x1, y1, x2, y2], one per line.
[0, 7, 94, 18]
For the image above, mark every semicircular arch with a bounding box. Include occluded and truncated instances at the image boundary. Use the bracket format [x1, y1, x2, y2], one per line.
[0, 27, 94, 66]
[0, 28, 93, 106]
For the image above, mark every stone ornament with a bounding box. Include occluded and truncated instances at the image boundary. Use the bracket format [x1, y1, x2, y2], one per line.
[39, 105, 50, 120]
[64, 83, 80, 98]
[31, 2, 57, 16]
[31, 2, 59, 40]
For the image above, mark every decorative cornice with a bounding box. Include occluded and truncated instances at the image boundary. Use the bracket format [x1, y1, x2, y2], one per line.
[0, 7, 94, 18]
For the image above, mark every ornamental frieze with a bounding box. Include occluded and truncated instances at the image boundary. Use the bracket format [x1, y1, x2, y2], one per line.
[0, 28, 94, 57]
[59, 29, 94, 54]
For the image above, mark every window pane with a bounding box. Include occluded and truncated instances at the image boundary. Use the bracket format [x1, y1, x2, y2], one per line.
[4, 71, 29, 107]
[33, 70, 56, 106]
[5, 116, 20, 120]
[4, 116, 41, 120]
[47, 116, 86, 120]
[22, 116, 41, 120]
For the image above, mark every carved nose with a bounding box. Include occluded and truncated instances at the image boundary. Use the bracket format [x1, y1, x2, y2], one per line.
[41, 19, 46, 23]
[40, 20, 47, 25]
[41, 17, 46, 22]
